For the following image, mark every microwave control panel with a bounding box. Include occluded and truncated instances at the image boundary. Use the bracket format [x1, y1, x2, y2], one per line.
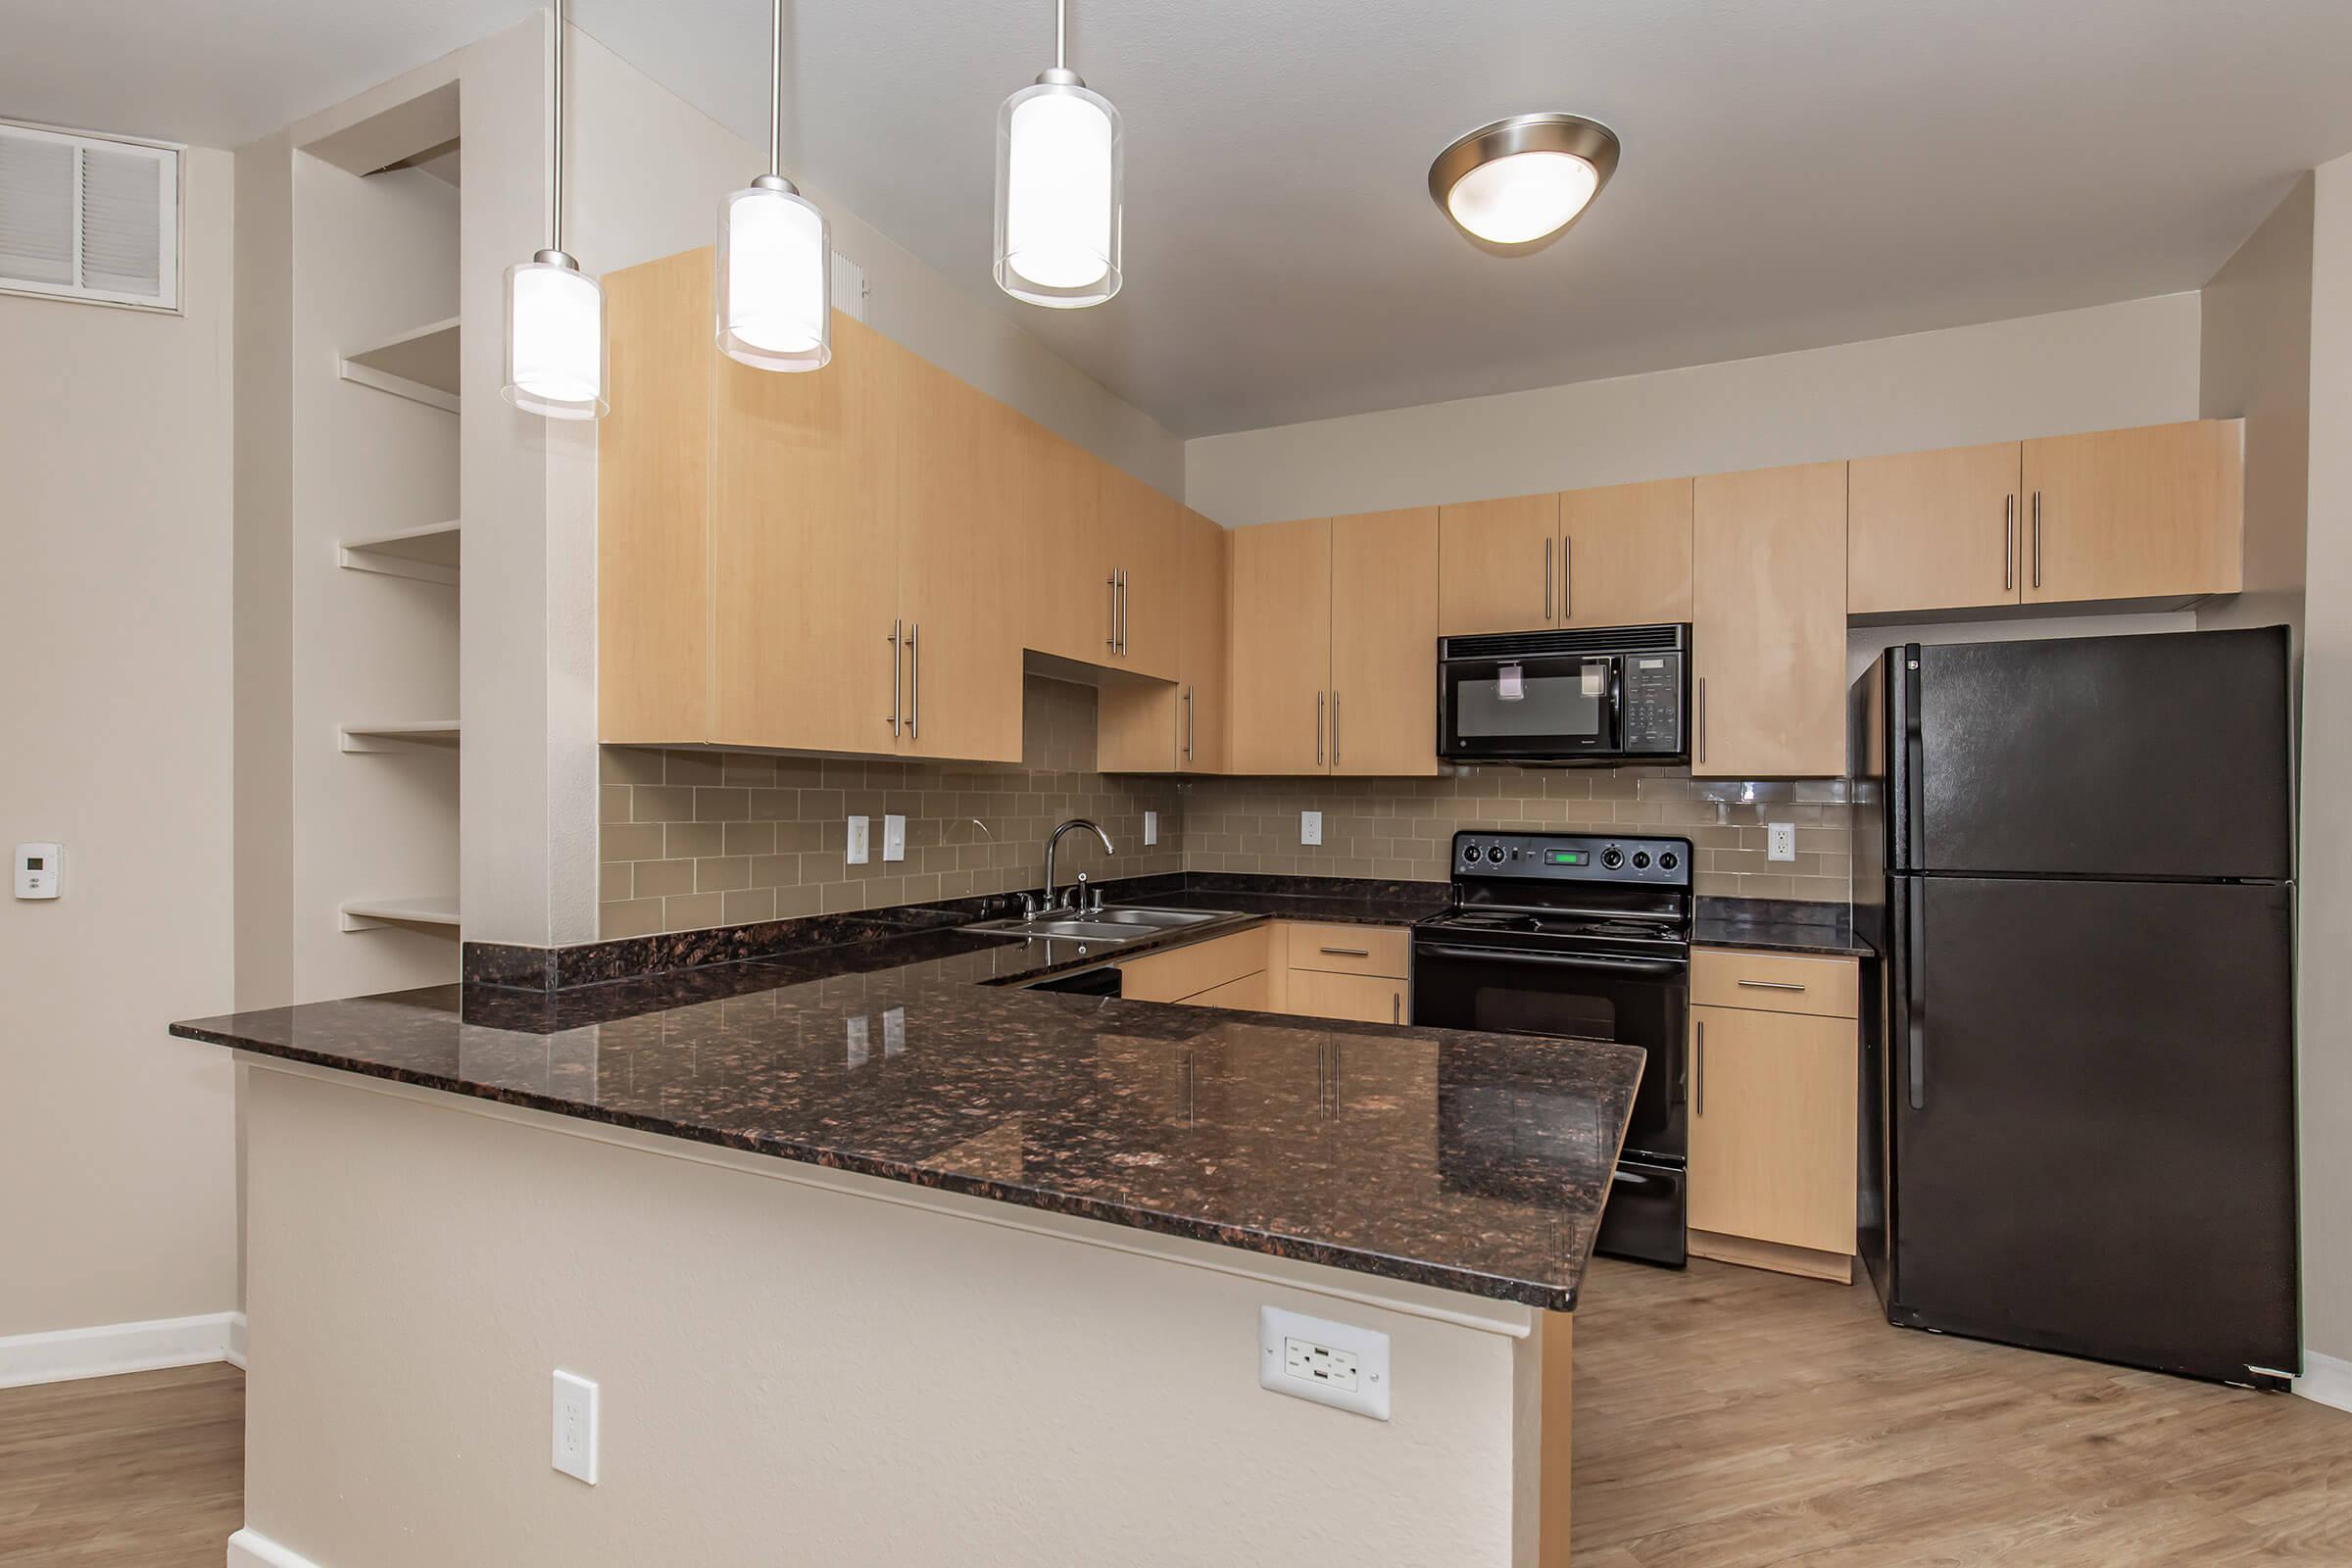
[1619, 653, 1686, 754]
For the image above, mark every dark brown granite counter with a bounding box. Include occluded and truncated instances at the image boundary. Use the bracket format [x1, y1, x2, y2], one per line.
[173, 917, 1640, 1312]
[1694, 897, 1872, 957]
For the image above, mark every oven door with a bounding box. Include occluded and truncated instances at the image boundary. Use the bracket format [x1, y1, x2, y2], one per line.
[1415, 939, 1690, 1264]
[1440, 653, 1622, 761]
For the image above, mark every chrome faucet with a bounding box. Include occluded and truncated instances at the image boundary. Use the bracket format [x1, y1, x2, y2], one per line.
[1043, 817, 1115, 913]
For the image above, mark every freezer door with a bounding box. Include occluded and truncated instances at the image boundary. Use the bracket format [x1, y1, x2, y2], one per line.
[1909, 627, 2290, 879]
[1889, 875, 2297, 1382]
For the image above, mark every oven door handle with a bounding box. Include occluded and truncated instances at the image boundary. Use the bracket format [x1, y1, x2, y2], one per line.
[1414, 943, 1688, 977]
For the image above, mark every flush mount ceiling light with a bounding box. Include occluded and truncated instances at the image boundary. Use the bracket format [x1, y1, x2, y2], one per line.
[716, 0, 831, 370]
[1428, 114, 1621, 253]
[502, 0, 607, 419]
[994, 0, 1123, 308]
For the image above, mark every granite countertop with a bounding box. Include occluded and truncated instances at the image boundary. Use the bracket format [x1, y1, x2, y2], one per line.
[1693, 897, 1873, 958]
[172, 894, 1640, 1313]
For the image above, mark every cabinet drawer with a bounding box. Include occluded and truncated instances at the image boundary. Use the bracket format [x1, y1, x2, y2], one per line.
[1183, 970, 1272, 1010]
[1281, 922, 1410, 979]
[1287, 969, 1410, 1027]
[1120, 925, 1274, 1004]
[1692, 948, 1857, 1017]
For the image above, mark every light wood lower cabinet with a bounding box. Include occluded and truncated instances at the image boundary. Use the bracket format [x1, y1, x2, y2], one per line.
[1287, 969, 1410, 1026]
[1118, 925, 1273, 1003]
[1186, 970, 1273, 1010]
[1691, 462, 1848, 778]
[2022, 419, 2243, 604]
[1123, 922, 1410, 1024]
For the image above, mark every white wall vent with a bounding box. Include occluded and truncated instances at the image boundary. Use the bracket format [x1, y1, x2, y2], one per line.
[0, 121, 180, 312]
[830, 250, 868, 323]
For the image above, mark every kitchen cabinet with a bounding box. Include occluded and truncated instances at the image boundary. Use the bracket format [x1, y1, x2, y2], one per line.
[1558, 477, 1692, 628]
[1100, 466, 1184, 680]
[1688, 1003, 1858, 1274]
[2022, 419, 2243, 604]
[1228, 517, 1333, 774]
[1287, 969, 1409, 1026]
[1120, 924, 1272, 1003]
[1847, 441, 2023, 616]
[1439, 493, 1559, 633]
[1691, 462, 1847, 778]
[1098, 507, 1229, 773]
[1186, 970, 1274, 1010]
[1331, 506, 1440, 775]
[1015, 420, 1112, 668]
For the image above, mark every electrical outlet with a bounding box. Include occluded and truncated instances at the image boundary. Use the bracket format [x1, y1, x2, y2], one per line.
[552, 1370, 599, 1485]
[1766, 822, 1796, 862]
[1300, 810, 1323, 847]
[882, 814, 906, 863]
[1144, 810, 1158, 847]
[847, 815, 870, 865]
[1259, 1305, 1389, 1420]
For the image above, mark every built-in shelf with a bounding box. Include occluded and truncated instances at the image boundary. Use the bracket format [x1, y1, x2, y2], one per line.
[339, 720, 460, 755]
[338, 895, 460, 934]
[339, 519, 460, 584]
[337, 318, 461, 414]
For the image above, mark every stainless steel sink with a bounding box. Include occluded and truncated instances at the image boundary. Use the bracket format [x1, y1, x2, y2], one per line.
[967, 906, 1241, 944]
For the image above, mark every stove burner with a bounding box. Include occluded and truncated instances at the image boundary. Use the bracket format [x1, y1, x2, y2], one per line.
[1445, 909, 1542, 932]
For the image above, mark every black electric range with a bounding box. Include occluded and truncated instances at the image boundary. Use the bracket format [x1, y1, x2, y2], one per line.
[1415, 830, 1693, 1266]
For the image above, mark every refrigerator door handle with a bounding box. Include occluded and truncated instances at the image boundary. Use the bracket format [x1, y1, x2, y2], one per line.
[1905, 878, 1927, 1111]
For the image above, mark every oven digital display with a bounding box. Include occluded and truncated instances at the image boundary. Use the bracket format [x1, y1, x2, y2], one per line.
[1544, 851, 1588, 866]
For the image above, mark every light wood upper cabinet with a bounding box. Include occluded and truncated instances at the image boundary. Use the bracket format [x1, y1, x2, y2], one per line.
[1015, 420, 1112, 666]
[898, 355, 1024, 762]
[1101, 466, 1183, 680]
[1439, 493, 1559, 633]
[1688, 1003, 1858, 1259]
[1691, 462, 1847, 778]
[1178, 510, 1231, 772]
[1228, 517, 1332, 775]
[2022, 419, 2243, 604]
[1330, 506, 1440, 776]
[1558, 478, 1693, 628]
[1847, 442, 2023, 615]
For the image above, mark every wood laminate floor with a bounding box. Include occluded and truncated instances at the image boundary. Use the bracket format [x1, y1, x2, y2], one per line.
[1, 1265, 2345, 1565]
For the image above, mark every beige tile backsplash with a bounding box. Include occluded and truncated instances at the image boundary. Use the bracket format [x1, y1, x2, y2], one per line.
[602, 678, 1852, 938]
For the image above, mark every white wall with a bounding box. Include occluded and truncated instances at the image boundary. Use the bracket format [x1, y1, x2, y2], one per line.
[2297, 151, 2352, 1376]
[1184, 293, 2203, 526]
[0, 148, 241, 1337]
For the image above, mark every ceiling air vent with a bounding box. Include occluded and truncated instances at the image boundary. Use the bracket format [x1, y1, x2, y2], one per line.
[0, 121, 180, 312]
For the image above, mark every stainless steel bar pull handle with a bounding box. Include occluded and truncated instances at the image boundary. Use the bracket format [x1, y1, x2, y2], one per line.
[1392, 992, 1401, 1025]
[1105, 572, 1119, 652]
[2031, 492, 2043, 590]
[1695, 677, 1707, 765]
[1315, 690, 1325, 766]
[1694, 1020, 1705, 1117]
[2004, 495, 2016, 592]
[1116, 568, 1128, 655]
[1183, 685, 1195, 760]
[907, 622, 920, 740]
[1562, 534, 1572, 622]
[1319, 946, 1370, 957]
[884, 619, 902, 737]
[1544, 537, 1553, 621]
[1332, 691, 1342, 767]
[1737, 979, 1806, 992]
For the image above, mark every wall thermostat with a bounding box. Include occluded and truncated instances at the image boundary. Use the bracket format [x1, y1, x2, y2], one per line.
[16, 843, 62, 900]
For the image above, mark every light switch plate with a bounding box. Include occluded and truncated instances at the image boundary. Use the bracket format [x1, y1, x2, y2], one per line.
[1144, 810, 1158, 847]
[552, 1370, 599, 1484]
[1766, 822, 1796, 862]
[1300, 811, 1323, 847]
[882, 814, 906, 862]
[847, 815, 870, 865]
[1258, 1304, 1389, 1420]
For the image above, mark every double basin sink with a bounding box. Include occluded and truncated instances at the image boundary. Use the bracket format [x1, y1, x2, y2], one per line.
[965, 905, 1243, 946]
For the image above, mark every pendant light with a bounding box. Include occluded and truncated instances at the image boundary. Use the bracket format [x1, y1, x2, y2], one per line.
[1428, 114, 1621, 254]
[502, 0, 608, 418]
[716, 0, 831, 369]
[994, 0, 1122, 308]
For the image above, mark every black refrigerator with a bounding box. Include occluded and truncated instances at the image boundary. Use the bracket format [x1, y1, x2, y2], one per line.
[1852, 626, 2298, 1388]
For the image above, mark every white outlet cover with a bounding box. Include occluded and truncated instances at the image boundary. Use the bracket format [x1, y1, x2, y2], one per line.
[1259, 1304, 1389, 1420]
[847, 815, 870, 865]
[552, 1370, 599, 1485]
[1144, 810, 1158, 847]
[1766, 822, 1796, 862]
[883, 814, 906, 862]
[1300, 810, 1323, 846]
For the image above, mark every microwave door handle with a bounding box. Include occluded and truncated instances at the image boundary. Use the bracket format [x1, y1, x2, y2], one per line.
[1608, 660, 1625, 748]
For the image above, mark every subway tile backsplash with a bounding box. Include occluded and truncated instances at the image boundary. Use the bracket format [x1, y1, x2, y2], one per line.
[602, 677, 1852, 938]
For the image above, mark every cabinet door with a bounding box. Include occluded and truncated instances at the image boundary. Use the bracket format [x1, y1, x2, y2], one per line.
[1102, 466, 1183, 680]
[1228, 517, 1332, 774]
[1691, 462, 1847, 778]
[1185, 970, 1273, 1011]
[1559, 477, 1693, 628]
[1330, 506, 1440, 776]
[2022, 419, 2243, 604]
[1287, 969, 1409, 1026]
[1179, 510, 1231, 772]
[1438, 493, 1559, 633]
[1847, 442, 2022, 615]
[898, 355, 1024, 762]
[1016, 421, 1114, 665]
[598, 248, 713, 745]
[1688, 1004, 1858, 1255]
[710, 313, 902, 753]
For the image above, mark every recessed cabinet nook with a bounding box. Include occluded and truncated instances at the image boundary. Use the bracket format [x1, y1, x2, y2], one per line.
[600, 248, 2244, 779]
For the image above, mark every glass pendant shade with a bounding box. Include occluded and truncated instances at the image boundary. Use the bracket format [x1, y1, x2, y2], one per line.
[716, 178, 832, 370]
[501, 254, 608, 419]
[995, 77, 1122, 307]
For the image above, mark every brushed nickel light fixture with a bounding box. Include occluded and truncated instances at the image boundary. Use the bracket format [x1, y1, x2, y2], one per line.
[1428, 114, 1621, 253]
[994, 0, 1123, 308]
[716, 0, 832, 369]
[501, 0, 608, 418]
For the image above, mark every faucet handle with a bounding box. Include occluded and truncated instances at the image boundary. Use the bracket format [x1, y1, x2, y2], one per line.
[1074, 871, 1090, 912]
[1016, 891, 1039, 920]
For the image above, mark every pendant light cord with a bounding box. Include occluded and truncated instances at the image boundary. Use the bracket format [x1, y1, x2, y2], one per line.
[1055, 0, 1066, 70]
[769, 0, 783, 175]
[550, 0, 565, 252]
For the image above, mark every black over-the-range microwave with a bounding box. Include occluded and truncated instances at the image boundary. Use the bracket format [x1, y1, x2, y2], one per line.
[1436, 623, 1690, 764]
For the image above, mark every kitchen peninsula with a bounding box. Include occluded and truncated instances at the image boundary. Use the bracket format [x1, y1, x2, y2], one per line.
[176, 905, 1642, 1568]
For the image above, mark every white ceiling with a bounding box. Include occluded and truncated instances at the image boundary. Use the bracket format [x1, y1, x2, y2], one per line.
[15, 2, 2352, 438]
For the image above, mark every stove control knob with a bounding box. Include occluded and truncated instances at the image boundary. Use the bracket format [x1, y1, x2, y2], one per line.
[1600, 847, 1625, 870]
[1487, 845, 1507, 864]
[1659, 851, 1681, 871]
[1462, 842, 1481, 862]
[1632, 851, 1651, 870]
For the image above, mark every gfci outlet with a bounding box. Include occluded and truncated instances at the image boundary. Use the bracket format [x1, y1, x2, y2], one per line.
[1766, 822, 1796, 862]
[846, 815, 871, 865]
[552, 1370, 599, 1485]
[1300, 810, 1323, 846]
[1258, 1304, 1390, 1420]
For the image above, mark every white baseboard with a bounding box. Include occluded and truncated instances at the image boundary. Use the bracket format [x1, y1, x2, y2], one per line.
[227, 1529, 324, 1568]
[2295, 1349, 2352, 1415]
[0, 1309, 247, 1390]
